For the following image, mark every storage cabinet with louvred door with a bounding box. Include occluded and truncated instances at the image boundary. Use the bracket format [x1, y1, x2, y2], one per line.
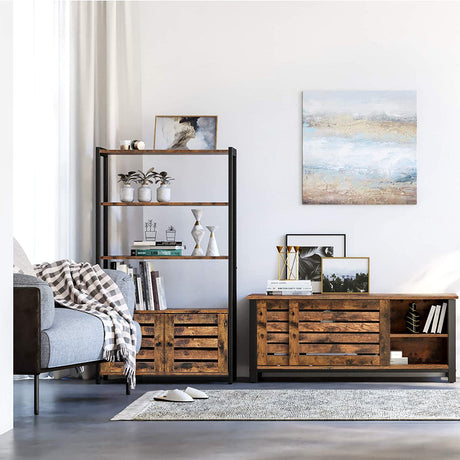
[248, 294, 456, 382]
[100, 309, 228, 377]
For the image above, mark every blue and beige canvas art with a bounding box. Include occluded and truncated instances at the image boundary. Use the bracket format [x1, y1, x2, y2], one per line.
[302, 91, 417, 204]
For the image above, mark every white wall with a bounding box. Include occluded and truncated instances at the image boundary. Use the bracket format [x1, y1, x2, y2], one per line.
[136, 1, 460, 376]
[0, 0, 14, 434]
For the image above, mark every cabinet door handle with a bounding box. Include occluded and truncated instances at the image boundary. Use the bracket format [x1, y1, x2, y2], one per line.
[155, 342, 162, 347]
[167, 342, 173, 347]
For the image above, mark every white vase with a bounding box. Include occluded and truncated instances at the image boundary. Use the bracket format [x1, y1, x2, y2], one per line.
[157, 184, 171, 202]
[120, 184, 134, 203]
[138, 185, 152, 202]
[206, 226, 219, 256]
[191, 209, 205, 256]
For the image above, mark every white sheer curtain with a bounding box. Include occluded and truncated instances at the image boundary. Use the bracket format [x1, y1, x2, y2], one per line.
[61, 0, 142, 263]
[14, 0, 142, 264]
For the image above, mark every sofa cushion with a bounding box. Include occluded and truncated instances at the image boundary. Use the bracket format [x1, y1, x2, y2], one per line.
[13, 238, 36, 276]
[41, 308, 142, 368]
[14, 273, 55, 330]
[104, 269, 136, 316]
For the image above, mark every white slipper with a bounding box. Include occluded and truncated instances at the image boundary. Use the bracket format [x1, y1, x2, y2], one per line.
[184, 387, 209, 399]
[154, 389, 194, 402]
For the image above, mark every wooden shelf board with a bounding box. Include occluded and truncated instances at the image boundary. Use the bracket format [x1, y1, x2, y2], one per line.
[258, 365, 449, 370]
[101, 255, 228, 260]
[391, 333, 448, 338]
[99, 149, 228, 155]
[247, 293, 458, 300]
[101, 201, 228, 206]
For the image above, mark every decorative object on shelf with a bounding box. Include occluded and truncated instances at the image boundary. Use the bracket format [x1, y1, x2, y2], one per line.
[405, 302, 420, 333]
[120, 140, 131, 150]
[302, 90, 417, 205]
[154, 116, 218, 150]
[286, 234, 346, 294]
[134, 167, 156, 202]
[117, 171, 137, 203]
[321, 257, 370, 294]
[155, 171, 174, 202]
[130, 140, 145, 150]
[165, 225, 176, 242]
[191, 209, 205, 256]
[276, 246, 298, 281]
[144, 219, 157, 241]
[206, 226, 219, 256]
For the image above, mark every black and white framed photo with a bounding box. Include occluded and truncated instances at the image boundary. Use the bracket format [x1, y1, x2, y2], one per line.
[321, 257, 370, 294]
[285, 234, 346, 293]
[154, 115, 217, 150]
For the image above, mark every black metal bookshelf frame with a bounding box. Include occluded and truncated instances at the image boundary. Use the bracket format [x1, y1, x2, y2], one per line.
[95, 147, 237, 381]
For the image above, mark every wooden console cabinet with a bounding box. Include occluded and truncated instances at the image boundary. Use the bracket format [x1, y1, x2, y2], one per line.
[100, 309, 228, 378]
[248, 294, 457, 382]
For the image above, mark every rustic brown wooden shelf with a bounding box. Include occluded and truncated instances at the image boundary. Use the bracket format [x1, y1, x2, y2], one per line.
[99, 149, 228, 155]
[101, 255, 228, 260]
[101, 201, 228, 206]
[391, 333, 448, 338]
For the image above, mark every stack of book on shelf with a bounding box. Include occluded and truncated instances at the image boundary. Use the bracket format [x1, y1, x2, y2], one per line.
[266, 280, 313, 296]
[130, 240, 185, 257]
[111, 261, 167, 311]
[423, 302, 448, 334]
[390, 350, 408, 365]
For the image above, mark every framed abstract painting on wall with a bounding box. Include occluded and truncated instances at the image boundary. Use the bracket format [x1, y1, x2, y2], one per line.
[302, 90, 417, 205]
[154, 116, 218, 150]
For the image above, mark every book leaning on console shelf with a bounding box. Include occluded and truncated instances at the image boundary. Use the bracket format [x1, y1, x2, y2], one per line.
[266, 280, 313, 296]
[422, 302, 447, 334]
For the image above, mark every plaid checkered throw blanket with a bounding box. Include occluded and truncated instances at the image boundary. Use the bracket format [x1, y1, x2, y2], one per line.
[34, 260, 137, 389]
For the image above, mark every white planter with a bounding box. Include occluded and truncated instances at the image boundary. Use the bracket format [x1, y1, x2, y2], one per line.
[138, 185, 152, 202]
[157, 184, 171, 202]
[120, 184, 134, 203]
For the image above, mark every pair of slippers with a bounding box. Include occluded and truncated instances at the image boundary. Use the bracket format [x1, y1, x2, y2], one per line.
[154, 387, 208, 403]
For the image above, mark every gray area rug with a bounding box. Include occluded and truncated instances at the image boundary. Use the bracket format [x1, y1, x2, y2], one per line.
[112, 389, 460, 421]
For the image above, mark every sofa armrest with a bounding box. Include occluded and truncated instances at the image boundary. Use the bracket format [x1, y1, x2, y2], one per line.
[13, 286, 42, 374]
[104, 269, 135, 317]
[14, 273, 55, 330]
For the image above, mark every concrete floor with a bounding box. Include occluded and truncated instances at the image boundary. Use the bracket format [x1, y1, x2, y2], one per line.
[2, 379, 460, 459]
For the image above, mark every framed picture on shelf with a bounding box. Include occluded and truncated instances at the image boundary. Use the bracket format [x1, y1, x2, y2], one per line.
[285, 234, 346, 293]
[154, 115, 218, 150]
[321, 257, 370, 294]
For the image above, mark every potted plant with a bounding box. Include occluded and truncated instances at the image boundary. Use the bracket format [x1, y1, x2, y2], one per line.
[155, 171, 174, 202]
[117, 171, 137, 202]
[134, 167, 156, 202]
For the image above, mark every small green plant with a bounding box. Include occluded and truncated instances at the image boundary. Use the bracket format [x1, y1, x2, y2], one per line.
[117, 171, 137, 185]
[155, 171, 175, 185]
[134, 167, 156, 185]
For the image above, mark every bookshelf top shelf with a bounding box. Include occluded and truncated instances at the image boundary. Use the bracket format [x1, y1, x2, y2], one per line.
[98, 148, 229, 156]
[101, 201, 228, 207]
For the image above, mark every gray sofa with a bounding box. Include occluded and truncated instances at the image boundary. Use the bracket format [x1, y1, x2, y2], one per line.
[13, 269, 142, 415]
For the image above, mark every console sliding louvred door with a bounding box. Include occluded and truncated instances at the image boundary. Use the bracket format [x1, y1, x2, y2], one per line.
[294, 300, 381, 366]
[256, 299, 382, 367]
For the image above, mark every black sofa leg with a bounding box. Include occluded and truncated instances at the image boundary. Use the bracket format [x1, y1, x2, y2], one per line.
[95, 363, 101, 384]
[34, 374, 39, 415]
[126, 380, 131, 395]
